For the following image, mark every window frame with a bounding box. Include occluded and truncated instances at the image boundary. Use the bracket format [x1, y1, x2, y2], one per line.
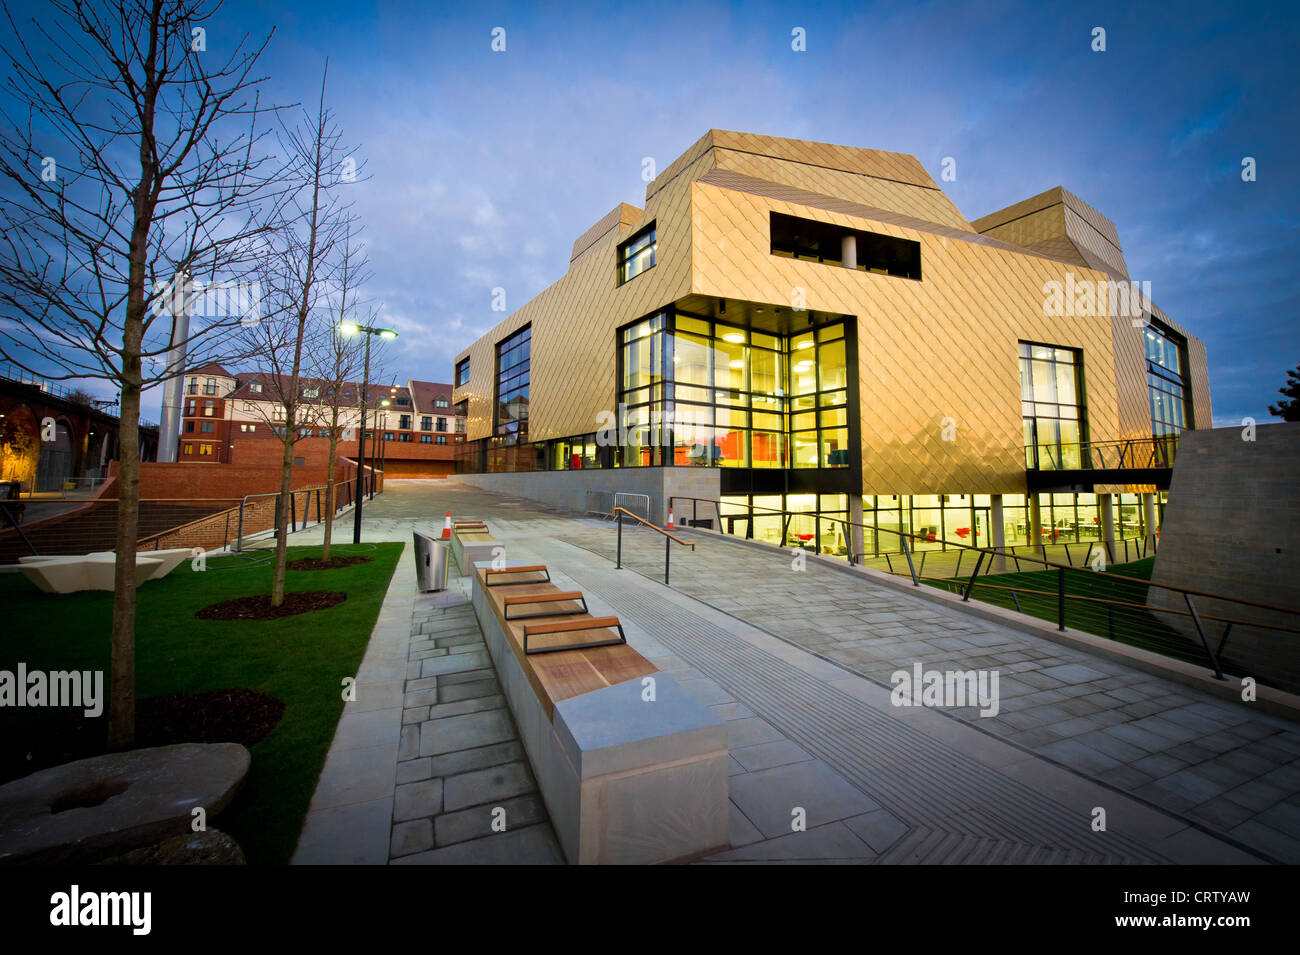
[616, 222, 657, 286]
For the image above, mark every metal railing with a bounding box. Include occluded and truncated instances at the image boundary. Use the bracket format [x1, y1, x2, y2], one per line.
[585, 490, 615, 520]
[613, 506, 695, 586]
[668, 495, 1300, 686]
[229, 478, 364, 552]
[1027, 434, 1179, 471]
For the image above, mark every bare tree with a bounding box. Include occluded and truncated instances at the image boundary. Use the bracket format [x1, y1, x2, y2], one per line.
[0, 0, 285, 749]
[241, 61, 359, 605]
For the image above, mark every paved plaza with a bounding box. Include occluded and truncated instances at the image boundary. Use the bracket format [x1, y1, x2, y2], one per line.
[291, 479, 1300, 865]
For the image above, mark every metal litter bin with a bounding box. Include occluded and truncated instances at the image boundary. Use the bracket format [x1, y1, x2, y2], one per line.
[413, 531, 449, 592]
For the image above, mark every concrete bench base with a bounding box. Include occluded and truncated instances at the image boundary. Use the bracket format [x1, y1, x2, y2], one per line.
[451, 526, 503, 572]
[18, 554, 163, 593]
[472, 563, 729, 864]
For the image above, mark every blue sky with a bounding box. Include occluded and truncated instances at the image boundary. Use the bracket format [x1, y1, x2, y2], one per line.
[15, 0, 1300, 426]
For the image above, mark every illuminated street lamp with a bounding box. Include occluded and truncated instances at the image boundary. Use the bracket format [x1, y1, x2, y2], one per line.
[372, 397, 391, 501]
[339, 322, 397, 543]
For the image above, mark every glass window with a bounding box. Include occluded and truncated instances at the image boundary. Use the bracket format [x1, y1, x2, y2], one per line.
[455, 358, 470, 387]
[1144, 323, 1191, 438]
[617, 223, 656, 284]
[495, 325, 530, 440]
[1020, 342, 1085, 469]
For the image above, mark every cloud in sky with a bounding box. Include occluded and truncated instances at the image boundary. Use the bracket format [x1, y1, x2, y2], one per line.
[6, 0, 1298, 429]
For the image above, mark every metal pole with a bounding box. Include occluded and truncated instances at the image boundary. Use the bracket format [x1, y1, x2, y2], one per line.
[616, 510, 622, 569]
[1057, 567, 1066, 631]
[900, 535, 919, 586]
[1184, 593, 1226, 680]
[665, 532, 671, 586]
[352, 334, 371, 544]
[1215, 622, 1235, 659]
[962, 552, 985, 601]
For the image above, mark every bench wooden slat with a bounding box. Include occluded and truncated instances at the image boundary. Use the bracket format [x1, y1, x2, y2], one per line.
[524, 615, 620, 636]
[485, 565, 549, 586]
[504, 590, 584, 606]
[475, 572, 654, 717]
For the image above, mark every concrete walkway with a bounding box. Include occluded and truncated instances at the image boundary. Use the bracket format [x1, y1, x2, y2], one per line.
[289, 490, 562, 864]
[565, 522, 1300, 863]
[290, 479, 1300, 864]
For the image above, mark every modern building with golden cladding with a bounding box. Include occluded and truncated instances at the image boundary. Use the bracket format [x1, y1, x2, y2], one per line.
[451, 130, 1210, 561]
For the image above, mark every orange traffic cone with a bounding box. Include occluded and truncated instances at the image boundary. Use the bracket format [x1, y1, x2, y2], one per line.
[440, 510, 452, 540]
[666, 507, 675, 531]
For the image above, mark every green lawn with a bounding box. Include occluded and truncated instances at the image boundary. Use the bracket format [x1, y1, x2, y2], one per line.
[0, 542, 402, 864]
[923, 556, 1244, 672]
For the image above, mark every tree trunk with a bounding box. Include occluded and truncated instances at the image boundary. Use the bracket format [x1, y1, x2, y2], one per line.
[322, 429, 339, 561]
[271, 423, 294, 606]
[107, 379, 141, 751]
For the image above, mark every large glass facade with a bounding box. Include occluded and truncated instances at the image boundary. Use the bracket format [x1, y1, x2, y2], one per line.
[1020, 342, 1086, 469]
[615, 309, 850, 470]
[857, 491, 1165, 557]
[719, 492, 850, 556]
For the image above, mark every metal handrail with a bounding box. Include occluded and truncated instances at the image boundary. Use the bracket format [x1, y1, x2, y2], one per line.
[669, 495, 1295, 616]
[612, 505, 694, 587]
[612, 507, 695, 547]
[1026, 434, 1179, 472]
[668, 493, 1300, 683]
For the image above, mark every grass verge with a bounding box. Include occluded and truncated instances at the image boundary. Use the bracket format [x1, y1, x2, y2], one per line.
[0, 541, 402, 864]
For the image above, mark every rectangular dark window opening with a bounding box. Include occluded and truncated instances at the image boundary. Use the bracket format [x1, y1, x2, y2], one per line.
[770, 212, 921, 280]
[455, 358, 471, 387]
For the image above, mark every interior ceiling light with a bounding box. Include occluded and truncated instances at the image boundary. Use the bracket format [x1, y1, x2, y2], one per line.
[722, 333, 744, 343]
[797, 340, 814, 350]
[728, 360, 745, 369]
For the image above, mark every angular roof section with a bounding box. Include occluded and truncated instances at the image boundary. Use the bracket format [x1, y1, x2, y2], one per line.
[644, 129, 973, 232]
[696, 169, 1061, 261]
[408, 379, 452, 414]
[570, 202, 644, 263]
[972, 187, 1129, 279]
[186, 362, 233, 377]
[225, 371, 443, 412]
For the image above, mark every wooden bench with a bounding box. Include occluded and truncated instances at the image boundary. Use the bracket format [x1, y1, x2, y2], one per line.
[450, 520, 502, 573]
[503, 590, 588, 621]
[469, 561, 729, 864]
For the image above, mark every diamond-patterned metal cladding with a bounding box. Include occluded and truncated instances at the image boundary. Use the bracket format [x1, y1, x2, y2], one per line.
[452, 130, 1211, 496]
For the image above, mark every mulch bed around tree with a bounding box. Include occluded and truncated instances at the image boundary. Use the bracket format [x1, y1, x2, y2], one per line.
[286, 555, 373, 571]
[136, 689, 286, 749]
[0, 689, 286, 785]
[195, 591, 346, 620]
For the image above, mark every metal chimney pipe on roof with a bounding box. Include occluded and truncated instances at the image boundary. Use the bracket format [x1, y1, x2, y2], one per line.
[156, 271, 192, 463]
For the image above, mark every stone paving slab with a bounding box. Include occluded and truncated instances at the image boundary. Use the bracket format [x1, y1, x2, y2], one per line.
[562, 521, 1300, 863]
[291, 480, 1300, 865]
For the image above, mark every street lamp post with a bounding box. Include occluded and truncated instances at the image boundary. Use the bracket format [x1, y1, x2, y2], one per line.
[371, 398, 390, 502]
[339, 322, 397, 544]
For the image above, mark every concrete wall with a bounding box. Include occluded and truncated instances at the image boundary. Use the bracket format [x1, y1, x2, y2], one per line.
[453, 467, 719, 526]
[1148, 423, 1300, 691]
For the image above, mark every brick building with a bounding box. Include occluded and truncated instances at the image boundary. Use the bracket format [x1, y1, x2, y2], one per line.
[177, 366, 464, 478]
[0, 367, 158, 492]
